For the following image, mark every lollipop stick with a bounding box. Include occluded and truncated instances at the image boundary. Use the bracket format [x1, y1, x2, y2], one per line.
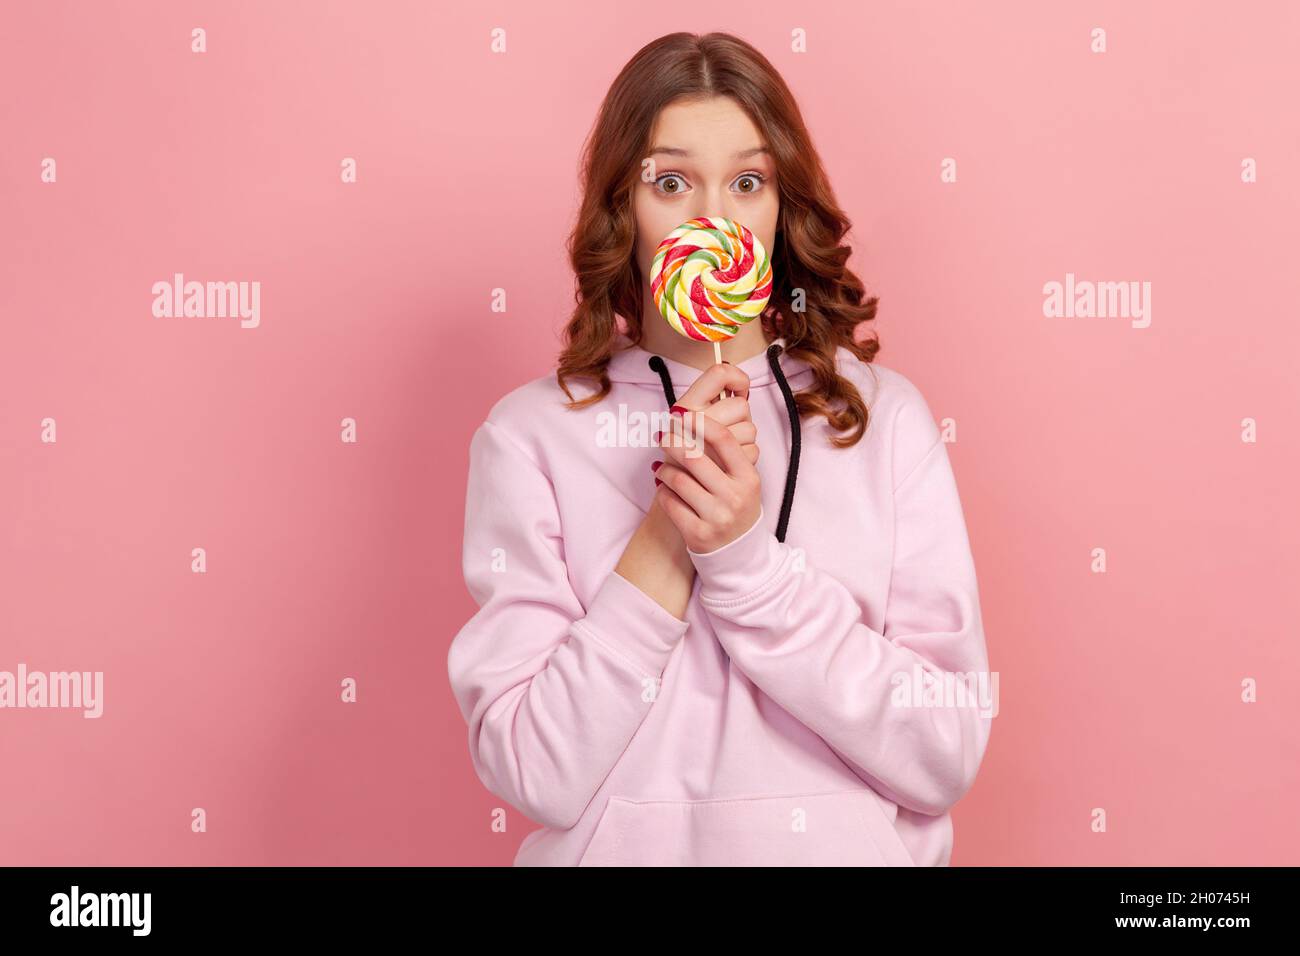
[713, 341, 728, 402]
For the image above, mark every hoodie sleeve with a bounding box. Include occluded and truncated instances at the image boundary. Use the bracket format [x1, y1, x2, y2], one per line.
[687, 398, 992, 817]
[447, 418, 690, 831]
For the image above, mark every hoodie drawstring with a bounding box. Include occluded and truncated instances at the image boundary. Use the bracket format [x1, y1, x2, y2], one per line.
[648, 355, 677, 407]
[766, 344, 802, 544]
[646, 346, 801, 544]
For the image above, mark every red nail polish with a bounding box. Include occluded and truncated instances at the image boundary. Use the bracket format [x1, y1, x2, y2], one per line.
[669, 405, 688, 416]
[650, 460, 662, 472]
[654, 477, 663, 486]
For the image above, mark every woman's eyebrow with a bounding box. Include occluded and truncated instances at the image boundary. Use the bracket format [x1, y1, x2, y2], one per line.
[648, 145, 771, 159]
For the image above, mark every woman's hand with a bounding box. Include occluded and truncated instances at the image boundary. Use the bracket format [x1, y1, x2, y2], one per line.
[615, 363, 758, 618]
[655, 361, 761, 466]
[652, 365, 763, 555]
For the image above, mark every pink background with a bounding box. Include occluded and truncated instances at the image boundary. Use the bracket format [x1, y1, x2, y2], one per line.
[2, 0, 1297, 866]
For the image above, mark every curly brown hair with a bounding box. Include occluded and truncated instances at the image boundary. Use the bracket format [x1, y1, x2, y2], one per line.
[557, 31, 881, 448]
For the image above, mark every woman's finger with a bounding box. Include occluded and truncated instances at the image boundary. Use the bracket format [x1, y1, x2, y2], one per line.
[695, 395, 752, 428]
[654, 480, 708, 542]
[689, 409, 755, 480]
[658, 420, 731, 499]
[663, 409, 754, 451]
[710, 420, 757, 471]
[652, 460, 715, 518]
[673, 363, 751, 410]
[727, 420, 757, 446]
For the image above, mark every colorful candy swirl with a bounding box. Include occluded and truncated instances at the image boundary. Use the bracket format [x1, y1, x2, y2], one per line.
[649, 216, 773, 342]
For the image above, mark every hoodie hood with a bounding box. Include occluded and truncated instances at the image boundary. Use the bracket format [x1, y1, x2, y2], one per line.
[606, 332, 813, 390]
[606, 331, 808, 545]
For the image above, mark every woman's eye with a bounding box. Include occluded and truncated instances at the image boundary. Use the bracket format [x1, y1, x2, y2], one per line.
[655, 173, 687, 194]
[734, 172, 766, 194]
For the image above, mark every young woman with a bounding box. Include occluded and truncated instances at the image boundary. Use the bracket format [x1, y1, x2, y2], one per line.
[448, 32, 992, 866]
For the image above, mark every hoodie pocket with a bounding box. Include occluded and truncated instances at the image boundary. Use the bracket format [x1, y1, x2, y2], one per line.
[576, 789, 916, 867]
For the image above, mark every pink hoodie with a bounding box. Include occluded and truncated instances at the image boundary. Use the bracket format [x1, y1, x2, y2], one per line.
[447, 333, 992, 866]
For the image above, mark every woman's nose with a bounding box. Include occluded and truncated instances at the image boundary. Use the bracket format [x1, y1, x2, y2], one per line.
[692, 188, 736, 222]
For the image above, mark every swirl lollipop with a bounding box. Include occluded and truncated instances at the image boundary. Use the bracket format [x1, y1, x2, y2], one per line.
[650, 216, 773, 373]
